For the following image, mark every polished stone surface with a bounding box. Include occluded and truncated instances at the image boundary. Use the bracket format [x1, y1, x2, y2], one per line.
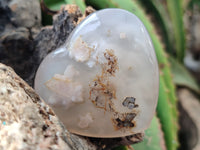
[35, 8, 159, 137]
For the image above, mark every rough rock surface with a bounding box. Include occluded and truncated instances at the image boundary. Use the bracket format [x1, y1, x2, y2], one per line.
[33, 5, 83, 70]
[0, 0, 41, 86]
[8, 0, 41, 28]
[178, 89, 200, 150]
[0, 63, 96, 150]
[0, 2, 92, 87]
[33, 5, 95, 67]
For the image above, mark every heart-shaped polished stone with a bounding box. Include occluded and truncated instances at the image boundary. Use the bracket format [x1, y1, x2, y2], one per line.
[34, 8, 159, 138]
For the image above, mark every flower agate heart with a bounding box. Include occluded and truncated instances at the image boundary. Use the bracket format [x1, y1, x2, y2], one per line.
[34, 8, 159, 138]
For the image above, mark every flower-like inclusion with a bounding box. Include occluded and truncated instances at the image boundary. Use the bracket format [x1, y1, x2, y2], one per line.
[34, 8, 159, 138]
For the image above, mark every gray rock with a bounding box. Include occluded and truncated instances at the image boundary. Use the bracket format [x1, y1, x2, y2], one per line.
[0, 0, 41, 86]
[0, 63, 97, 150]
[178, 89, 200, 150]
[8, 0, 41, 28]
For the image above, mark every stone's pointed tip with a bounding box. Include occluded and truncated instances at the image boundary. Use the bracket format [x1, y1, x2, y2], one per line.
[34, 8, 159, 138]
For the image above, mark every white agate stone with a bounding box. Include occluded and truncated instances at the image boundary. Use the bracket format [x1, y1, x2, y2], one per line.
[34, 8, 159, 138]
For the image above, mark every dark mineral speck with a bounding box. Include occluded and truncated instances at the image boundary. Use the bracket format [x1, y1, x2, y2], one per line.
[122, 97, 138, 109]
[113, 113, 137, 129]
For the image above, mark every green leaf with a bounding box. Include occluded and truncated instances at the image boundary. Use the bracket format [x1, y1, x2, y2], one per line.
[132, 116, 166, 150]
[166, 0, 186, 62]
[42, 0, 66, 25]
[156, 77, 178, 150]
[44, 0, 66, 10]
[169, 56, 200, 93]
[139, 0, 174, 54]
